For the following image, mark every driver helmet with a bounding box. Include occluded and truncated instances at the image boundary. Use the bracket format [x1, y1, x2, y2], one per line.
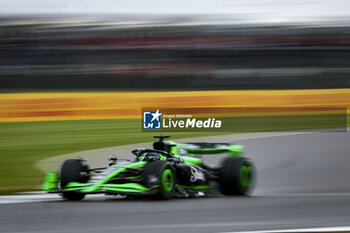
[139, 152, 160, 161]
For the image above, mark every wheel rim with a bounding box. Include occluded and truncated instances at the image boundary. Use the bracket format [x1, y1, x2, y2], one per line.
[162, 169, 174, 192]
[239, 163, 252, 188]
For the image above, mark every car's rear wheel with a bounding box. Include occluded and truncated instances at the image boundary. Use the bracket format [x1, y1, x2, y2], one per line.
[143, 160, 176, 200]
[219, 157, 255, 196]
[59, 159, 89, 201]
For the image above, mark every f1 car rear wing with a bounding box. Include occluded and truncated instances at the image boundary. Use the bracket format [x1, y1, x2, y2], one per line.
[172, 142, 244, 157]
[152, 136, 244, 157]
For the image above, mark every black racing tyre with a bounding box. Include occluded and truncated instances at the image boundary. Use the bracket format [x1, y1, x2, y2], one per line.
[219, 157, 255, 196]
[143, 160, 176, 200]
[59, 159, 89, 201]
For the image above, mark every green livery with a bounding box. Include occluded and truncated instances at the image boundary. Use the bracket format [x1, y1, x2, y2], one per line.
[42, 135, 255, 200]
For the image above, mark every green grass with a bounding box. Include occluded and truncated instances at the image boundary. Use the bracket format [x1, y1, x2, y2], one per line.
[152, 114, 347, 133]
[0, 114, 348, 194]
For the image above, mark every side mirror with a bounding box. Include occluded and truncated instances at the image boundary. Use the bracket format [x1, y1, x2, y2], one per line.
[108, 156, 117, 166]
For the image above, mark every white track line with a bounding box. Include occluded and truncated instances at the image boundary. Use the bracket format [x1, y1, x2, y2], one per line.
[0, 193, 107, 204]
[0, 193, 60, 204]
[220, 226, 350, 233]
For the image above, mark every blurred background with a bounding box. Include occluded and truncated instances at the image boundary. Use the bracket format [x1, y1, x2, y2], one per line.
[0, 0, 350, 90]
[0, 0, 349, 194]
[0, 16, 350, 90]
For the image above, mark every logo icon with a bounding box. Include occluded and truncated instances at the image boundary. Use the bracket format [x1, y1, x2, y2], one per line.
[143, 109, 161, 129]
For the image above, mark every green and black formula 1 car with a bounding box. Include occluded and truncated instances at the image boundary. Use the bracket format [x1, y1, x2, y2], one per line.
[42, 135, 255, 200]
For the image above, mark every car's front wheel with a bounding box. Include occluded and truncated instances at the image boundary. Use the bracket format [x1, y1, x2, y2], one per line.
[59, 159, 89, 201]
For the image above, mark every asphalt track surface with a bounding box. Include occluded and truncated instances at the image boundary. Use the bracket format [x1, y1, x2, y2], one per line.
[1, 130, 350, 233]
